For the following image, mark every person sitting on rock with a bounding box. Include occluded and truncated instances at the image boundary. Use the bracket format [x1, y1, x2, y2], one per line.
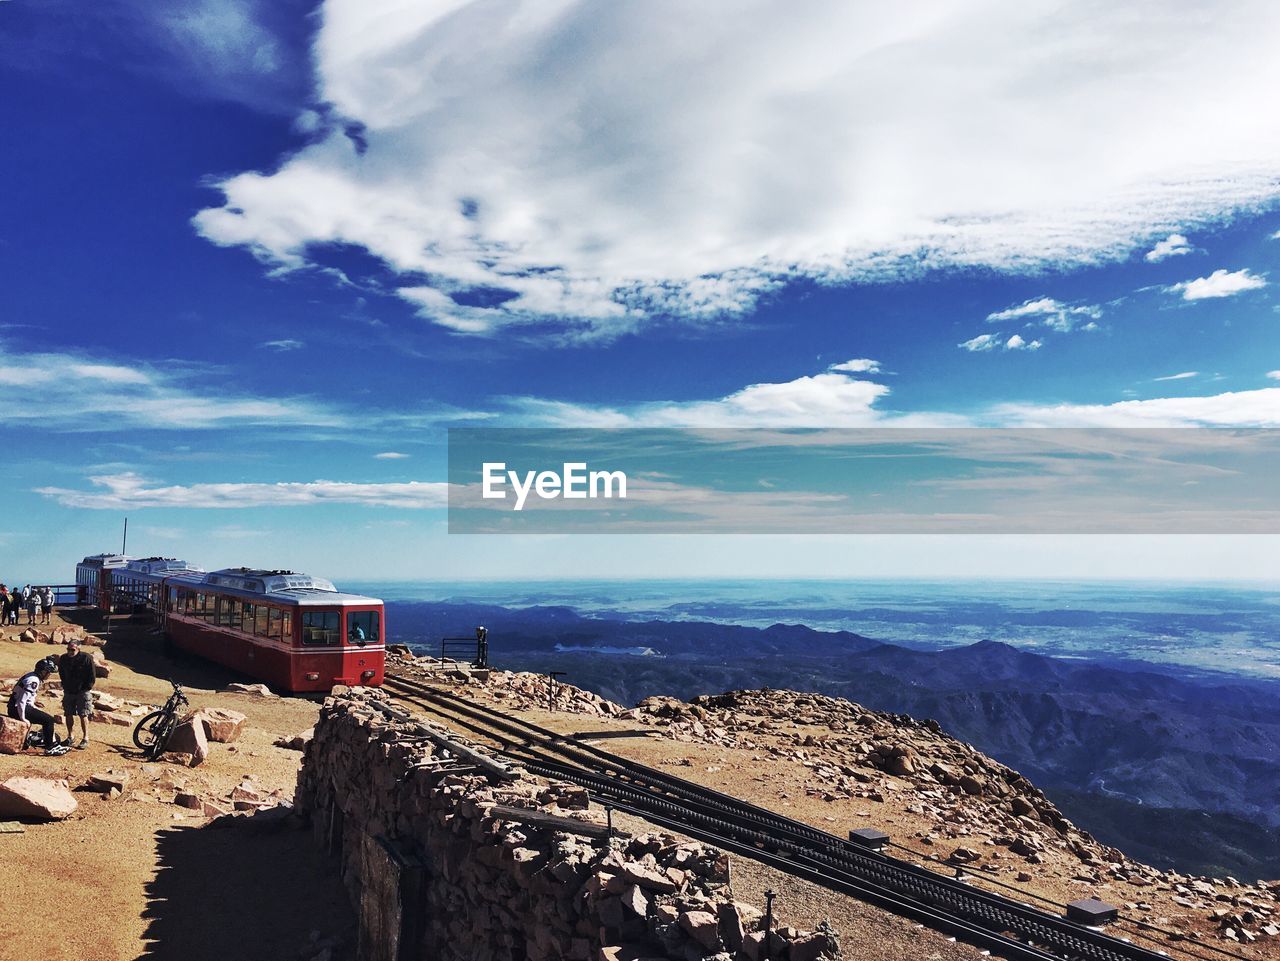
[58, 638, 96, 750]
[6, 657, 61, 755]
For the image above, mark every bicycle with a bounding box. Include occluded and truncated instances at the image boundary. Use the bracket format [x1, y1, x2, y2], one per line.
[132, 680, 189, 760]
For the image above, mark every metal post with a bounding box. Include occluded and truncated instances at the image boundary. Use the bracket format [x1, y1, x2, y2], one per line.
[762, 889, 776, 959]
[605, 804, 614, 840]
[546, 671, 567, 711]
[475, 625, 488, 668]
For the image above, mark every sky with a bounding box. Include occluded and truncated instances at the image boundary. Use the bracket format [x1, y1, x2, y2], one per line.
[2, 0, 1280, 585]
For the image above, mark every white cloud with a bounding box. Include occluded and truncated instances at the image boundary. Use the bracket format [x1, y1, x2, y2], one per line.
[1153, 371, 1199, 381]
[994, 388, 1280, 427]
[986, 297, 1102, 332]
[959, 334, 1000, 352]
[1267, 370, 1280, 380]
[1004, 334, 1042, 351]
[1168, 268, 1267, 301]
[0, 344, 346, 429]
[506, 367, 907, 428]
[36, 473, 449, 510]
[502, 362, 1280, 430]
[828, 358, 881, 374]
[193, 1, 1280, 339]
[1144, 233, 1193, 262]
[260, 338, 304, 351]
[374, 451, 410, 459]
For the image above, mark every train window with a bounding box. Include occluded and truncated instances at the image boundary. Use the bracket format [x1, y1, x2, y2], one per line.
[240, 603, 254, 633]
[282, 609, 292, 642]
[301, 611, 340, 646]
[346, 611, 380, 645]
[217, 597, 240, 628]
[268, 607, 283, 639]
[254, 605, 270, 636]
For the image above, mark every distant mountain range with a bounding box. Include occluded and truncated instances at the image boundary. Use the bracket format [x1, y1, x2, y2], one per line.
[387, 600, 1280, 878]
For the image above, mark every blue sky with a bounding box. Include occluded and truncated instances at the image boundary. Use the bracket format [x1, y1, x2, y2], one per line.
[2, 1, 1280, 584]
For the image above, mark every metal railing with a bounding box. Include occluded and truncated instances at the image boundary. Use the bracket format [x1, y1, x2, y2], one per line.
[438, 627, 489, 667]
[2, 584, 80, 607]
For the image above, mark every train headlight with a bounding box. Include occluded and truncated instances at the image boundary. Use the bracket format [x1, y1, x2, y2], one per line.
[304, 672, 319, 681]
[361, 670, 375, 679]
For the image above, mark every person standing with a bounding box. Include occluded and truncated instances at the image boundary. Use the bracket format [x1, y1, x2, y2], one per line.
[58, 638, 96, 750]
[26, 588, 40, 626]
[7, 658, 61, 754]
[40, 586, 54, 624]
[12, 585, 25, 625]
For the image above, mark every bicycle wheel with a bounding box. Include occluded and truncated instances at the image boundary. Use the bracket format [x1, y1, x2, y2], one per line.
[132, 710, 168, 750]
[144, 714, 180, 760]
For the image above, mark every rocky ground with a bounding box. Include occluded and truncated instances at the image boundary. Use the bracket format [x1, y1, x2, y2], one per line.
[400, 657, 1280, 959]
[5, 616, 1276, 961]
[0, 612, 347, 961]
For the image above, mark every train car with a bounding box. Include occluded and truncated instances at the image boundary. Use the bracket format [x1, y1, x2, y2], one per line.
[76, 553, 132, 610]
[112, 557, 204, 613]
[161, 567, 385, 693]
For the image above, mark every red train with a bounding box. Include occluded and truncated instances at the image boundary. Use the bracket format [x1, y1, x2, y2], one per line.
[75, 554, 385, 693]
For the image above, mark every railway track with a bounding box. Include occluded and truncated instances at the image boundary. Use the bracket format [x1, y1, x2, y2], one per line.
[382, 672, 1236, 961]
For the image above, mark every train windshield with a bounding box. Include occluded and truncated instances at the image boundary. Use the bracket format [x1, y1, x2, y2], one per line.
[347, 610, 380, 645]
[301, 610, 341, 646]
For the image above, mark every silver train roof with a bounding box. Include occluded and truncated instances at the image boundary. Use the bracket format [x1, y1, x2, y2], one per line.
[124, 557, 203, 576]
[167, 567, 381, 606]
[79, 553, 132, 568]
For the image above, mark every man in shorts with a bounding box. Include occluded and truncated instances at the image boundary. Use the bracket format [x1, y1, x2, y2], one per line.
[58, 638, 96, 750]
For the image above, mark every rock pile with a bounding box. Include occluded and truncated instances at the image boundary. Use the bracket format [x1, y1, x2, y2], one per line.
[297, 690, 840, 961]
[9, 625, 103, 648]
[393, 656, 627, 718]
[624, 688, 1280, 947]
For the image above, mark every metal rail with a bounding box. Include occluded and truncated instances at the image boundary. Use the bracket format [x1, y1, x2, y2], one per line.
[382, 674, 1188, 961]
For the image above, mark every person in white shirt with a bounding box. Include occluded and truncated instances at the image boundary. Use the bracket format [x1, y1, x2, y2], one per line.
[6, 658, 59, 753]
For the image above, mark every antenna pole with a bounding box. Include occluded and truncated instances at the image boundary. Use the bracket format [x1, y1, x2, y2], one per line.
[122, 517, 128, 555]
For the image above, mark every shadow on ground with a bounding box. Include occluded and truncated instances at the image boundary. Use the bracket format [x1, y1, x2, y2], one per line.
[139, 814, 354, 961]
[60, 608, 256, 694]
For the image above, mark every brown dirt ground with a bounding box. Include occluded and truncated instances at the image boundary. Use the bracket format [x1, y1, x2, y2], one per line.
[0, 611, 352, 961]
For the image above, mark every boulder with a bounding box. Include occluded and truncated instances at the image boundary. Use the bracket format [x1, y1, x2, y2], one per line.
[191, 708, 246, 743]
[91, 691, 123, 712]
[0, 716, 30, 754]
[0, 777, 77, 820]
[164, 717, 209, 767]
[87, 771, 130, 793]
[86, 649, 110, 678]
[274, 729, 313, 751]
[91, 710, 133, 727]
[222, 682, 276, 698]
[18, 629, 37, 643]
[678, 910, 722, 951]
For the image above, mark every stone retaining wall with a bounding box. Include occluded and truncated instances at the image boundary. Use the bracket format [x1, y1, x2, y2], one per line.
[296, 690, 840, 961]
